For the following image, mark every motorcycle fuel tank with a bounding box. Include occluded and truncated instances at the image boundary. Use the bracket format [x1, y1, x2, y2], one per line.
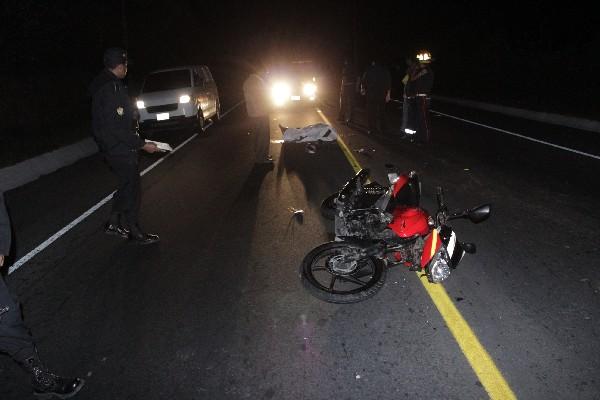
[388, 206, 430, 237]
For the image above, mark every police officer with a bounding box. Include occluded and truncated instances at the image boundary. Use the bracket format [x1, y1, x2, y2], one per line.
[89, 48, 160, 244]
[409, 50, 434, 144]
[361, 58, 391, 135]
[401, 56, 418, 135]
[1, 193, 85, 398]
[337, 59, 357, 124]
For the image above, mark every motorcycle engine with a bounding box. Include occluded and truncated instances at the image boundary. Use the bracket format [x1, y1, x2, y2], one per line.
[336, 209, 392, 239]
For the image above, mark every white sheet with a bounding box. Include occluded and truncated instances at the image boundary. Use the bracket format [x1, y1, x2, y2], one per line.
[281, 123, 338, 143]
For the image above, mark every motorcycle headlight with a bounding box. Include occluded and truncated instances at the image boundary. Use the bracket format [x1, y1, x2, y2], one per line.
[426, 248, 451, 283]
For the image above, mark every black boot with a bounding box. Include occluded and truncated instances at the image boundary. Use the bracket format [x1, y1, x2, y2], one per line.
[128, 225, 160, 245]
[22, 354, 85, 399]
[104, 212, 129, 239]
[104, 222, 130, 239]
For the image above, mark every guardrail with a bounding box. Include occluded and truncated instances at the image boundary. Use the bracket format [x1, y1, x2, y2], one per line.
[0, 138, 98, 192]
[431, 95, 600, 133]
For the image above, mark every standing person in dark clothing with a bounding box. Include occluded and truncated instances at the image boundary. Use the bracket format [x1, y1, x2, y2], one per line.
[243, 68, 273, 165]
[410, 50, 434, 144]
[401, 56, 418, 134]
[0, 193, 85, 398]
[89, 47, 160, 244]
[337, 59, 358, 124]
[361, 59, 391, 135]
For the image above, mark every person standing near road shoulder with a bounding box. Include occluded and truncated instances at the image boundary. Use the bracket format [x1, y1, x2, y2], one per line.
[337, 59, 357, 124]
[401, 56, 418, 134]
[243, 68, 273, 165]
[89, 47, 160, 244]
[361, 58, 391, 135]
[410, 50, 434, 144]
[0, 193, 85, 398]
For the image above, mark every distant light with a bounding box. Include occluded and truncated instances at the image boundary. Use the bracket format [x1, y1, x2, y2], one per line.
[405, 128, 416, 134]
[136, 100, 145, 109]
[179, 95, 191, 104]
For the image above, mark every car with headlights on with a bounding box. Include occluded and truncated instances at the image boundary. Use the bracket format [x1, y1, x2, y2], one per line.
[136, 65, 220, 134]
[267, 60, 319, 108]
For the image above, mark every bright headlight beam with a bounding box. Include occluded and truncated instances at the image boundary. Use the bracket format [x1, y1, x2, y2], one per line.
[303, 83, 317, 97]
[271, 82, 291, 106]
[179, 95, 191, 104]
[136, 100, 145, 109]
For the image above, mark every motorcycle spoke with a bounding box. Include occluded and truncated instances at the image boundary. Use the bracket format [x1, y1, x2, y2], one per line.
[352, 266, 374, 279]
[328, 275, 338, 291]
[338, 274, 368, 287]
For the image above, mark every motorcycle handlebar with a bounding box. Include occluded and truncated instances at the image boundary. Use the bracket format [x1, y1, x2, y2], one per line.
[339, 168, 370, 200]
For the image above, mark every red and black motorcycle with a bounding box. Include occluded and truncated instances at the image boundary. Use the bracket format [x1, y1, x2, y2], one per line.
[300, 166, 490, 303]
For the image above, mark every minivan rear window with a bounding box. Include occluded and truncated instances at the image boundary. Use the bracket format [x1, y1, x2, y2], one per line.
[142, 70, 191, 93]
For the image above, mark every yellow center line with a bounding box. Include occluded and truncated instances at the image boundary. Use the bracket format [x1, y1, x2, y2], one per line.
[317, 108, 517, 400]
[317, 109, 362, 173]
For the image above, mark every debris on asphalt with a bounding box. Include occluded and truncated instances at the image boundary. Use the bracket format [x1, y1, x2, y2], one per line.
[288, 207, 304, 215]
[354, 147, 376, 155]
[288, 207, 305, 223]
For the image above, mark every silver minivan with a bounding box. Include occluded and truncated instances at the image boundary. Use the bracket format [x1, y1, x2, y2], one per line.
[136, 65, 220, 133]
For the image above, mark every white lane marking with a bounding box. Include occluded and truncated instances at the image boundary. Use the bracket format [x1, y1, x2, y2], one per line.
[432, 110, 600, 161]
[8, 101, 244, 275]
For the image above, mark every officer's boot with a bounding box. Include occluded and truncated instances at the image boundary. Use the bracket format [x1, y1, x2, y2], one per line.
[21, 352, 85, 399]
[128, 224, 160, 245]
[104, 212, 129, 239]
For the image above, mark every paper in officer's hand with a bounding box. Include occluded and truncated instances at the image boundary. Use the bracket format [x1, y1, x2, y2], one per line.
[145, 139, 173, 152]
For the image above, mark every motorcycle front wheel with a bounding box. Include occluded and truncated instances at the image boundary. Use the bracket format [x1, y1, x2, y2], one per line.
[300, 242, 387, 303]
[320, 192, 339, 220]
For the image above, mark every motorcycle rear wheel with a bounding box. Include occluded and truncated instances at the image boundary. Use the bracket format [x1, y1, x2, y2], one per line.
[320, 192, 339, 220]
[300, 241, 387, 303]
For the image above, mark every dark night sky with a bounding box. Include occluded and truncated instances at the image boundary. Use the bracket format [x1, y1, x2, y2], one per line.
[1, 0, 599, 116]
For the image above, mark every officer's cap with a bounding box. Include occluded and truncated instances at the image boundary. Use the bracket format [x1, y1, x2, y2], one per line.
[103, 47, 128, 69]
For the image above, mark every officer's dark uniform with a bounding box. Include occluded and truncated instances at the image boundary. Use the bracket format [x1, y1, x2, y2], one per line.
[410, 64, 434, 143]
[1, 194, 84, 396]
[338, 61, 357, 124]
[361, 61, 391, 135]
[0, 193, 36, 365]
[89, 57, 145, 234]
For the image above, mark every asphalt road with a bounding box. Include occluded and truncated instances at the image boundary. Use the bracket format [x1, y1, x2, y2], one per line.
[1, 94, 599, 399]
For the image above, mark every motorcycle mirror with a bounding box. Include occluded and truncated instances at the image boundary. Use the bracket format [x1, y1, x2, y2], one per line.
[467, 204, 491, 224]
